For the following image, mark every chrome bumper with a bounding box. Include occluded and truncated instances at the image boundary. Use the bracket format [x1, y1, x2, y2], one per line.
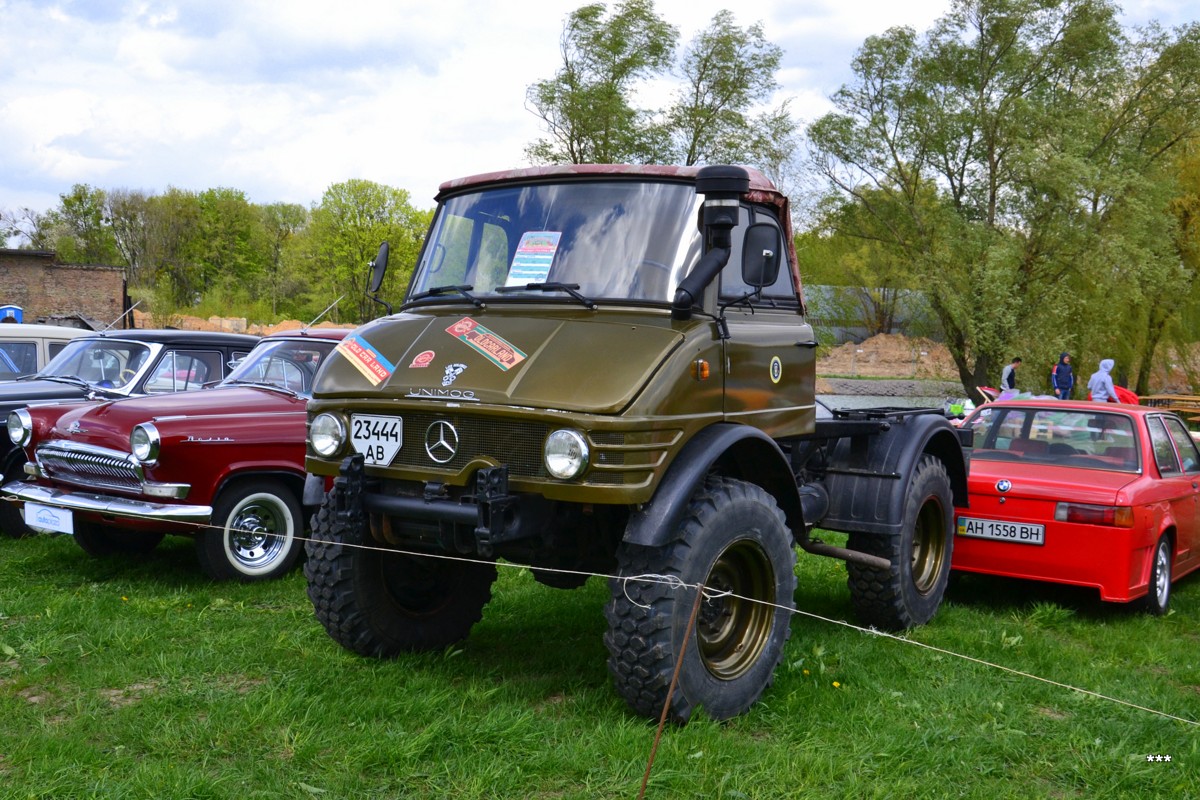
[3, 481, 213, 524]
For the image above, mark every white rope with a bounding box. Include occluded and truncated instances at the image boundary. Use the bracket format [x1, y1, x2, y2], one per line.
[2, 493, 1195, 727]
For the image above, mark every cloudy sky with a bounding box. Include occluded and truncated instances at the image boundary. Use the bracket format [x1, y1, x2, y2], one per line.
[0, 0, 1191, 222]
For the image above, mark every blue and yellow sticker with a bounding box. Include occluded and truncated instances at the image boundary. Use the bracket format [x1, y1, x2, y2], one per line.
[769, 356, 782, 384]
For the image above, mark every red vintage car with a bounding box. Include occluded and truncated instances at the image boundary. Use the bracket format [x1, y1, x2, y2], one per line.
[952, 399, 1200, 613]
[4, 328, 349, 581]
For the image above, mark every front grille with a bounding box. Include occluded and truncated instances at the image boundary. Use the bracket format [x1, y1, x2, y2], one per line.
[380, 413, 649, 486]
[390, 413, 550, 478]
[36, 441, 142, 492]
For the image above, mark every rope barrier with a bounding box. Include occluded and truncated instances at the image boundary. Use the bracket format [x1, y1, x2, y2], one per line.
[1, 492, 1196, 729]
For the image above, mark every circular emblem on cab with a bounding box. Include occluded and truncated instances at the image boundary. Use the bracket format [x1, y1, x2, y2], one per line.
[425, 420, 459, 464]
[996, 479, 1011, 493]
[769, 356, 782, 384]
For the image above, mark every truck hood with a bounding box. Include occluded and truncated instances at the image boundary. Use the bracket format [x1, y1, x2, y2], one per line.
[44, 386, 306, 451]
[313, 310, 685, 413]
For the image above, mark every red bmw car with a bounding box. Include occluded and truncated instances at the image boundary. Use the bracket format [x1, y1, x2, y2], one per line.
[953, 399, 1200, 613]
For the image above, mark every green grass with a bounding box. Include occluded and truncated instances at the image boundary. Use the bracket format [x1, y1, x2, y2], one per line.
[1, 531, 1197, 799]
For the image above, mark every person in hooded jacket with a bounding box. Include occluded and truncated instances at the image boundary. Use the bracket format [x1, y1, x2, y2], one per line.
[1088, 358, 1118, 402]
[1051, 352, 1074, 399]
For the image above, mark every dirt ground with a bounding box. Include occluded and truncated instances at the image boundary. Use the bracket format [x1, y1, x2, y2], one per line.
[817, 333, 959, 381]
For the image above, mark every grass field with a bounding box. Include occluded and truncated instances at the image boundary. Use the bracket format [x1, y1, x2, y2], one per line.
[1, 529, 1197, 799]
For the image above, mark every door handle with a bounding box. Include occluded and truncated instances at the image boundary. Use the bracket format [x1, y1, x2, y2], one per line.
[795, 340, 818, 349]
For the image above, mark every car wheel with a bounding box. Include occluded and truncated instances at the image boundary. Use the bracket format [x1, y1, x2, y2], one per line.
[304, 486, 496, 655]
[73, 520, 164, 557]
[1141, 534, 1172, 616]
[196, 479, 302, 582]
[604, 476, 796, 723]
[847, 454, 954, 630]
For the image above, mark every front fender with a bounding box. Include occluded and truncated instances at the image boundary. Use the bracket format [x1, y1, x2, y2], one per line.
[622, 423, 801, 547]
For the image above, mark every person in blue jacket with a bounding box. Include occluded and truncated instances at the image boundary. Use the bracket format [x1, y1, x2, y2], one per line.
[1051, 352, 1074, 399]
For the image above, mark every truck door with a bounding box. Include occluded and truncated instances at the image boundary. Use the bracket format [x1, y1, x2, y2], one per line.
[719, 206, 817, 439]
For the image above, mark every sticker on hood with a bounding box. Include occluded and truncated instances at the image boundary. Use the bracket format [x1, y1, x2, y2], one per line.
[336, 333, 396, 386]
[445, 317, 527, 371]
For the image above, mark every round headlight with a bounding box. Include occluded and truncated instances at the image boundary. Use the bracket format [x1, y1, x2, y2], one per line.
[130, 423, 160, 463]
[310, 413, 346, 458]
[7, 408, 32, 446]
[544, 429, 589, 480]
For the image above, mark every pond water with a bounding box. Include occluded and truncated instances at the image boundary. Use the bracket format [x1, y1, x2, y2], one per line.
[819, 394, 961, 412]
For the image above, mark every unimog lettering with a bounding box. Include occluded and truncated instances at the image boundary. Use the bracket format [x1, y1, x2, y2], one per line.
[303, 164, 971, 724]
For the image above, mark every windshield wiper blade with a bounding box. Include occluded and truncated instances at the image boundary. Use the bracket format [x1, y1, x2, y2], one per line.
[408, 284, 483, 307]
[495, 282, 597, 309]
[35, 375, 91, 389]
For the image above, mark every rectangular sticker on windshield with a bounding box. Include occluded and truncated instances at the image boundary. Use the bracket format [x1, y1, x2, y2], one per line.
[505, 231, 561, 287]
[446, 317, 527, 371]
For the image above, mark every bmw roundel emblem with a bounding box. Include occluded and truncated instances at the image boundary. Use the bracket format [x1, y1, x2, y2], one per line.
[996, 479, 1011, 493]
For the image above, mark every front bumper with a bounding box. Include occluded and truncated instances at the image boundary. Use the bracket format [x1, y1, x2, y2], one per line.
[3, 481, 213, 524]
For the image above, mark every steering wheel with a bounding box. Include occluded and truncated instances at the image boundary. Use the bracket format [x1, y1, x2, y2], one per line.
[119, 367, 138, 384]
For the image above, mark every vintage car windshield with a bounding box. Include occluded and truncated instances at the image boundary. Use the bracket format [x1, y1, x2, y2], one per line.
[410, 180, 703, 303]
[38, 338, 154, 391]
[967, 406, 1140, 472]
[222, 337, 338, 397]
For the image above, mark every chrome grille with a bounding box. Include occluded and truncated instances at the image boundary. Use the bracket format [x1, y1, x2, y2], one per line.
[36, 441, 142, 492]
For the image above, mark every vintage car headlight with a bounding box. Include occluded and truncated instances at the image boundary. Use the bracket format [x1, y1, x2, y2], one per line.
[544, 429, 589, 480]
[310, 413, 346, 458]
[130, 422, 161, 463]
[7, 408, 32, 447]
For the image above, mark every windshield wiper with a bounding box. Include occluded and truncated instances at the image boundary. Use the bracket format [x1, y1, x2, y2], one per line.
[494, 282, 597, 310]
[408, 284, 484, 307]
[33, 375, 92, 390]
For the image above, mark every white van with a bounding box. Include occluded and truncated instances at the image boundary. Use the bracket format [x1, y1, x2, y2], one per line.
[0, 323, 88, 380]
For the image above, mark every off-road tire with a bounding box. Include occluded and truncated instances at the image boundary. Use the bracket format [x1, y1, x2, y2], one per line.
[604, 476, 796, 723]
[195, 479, 303, 582]
[847, 454, 953, 630]
[73, 520, 164, 557]
[304, 487, 496, 656]
[1141, 534, 1172, 616]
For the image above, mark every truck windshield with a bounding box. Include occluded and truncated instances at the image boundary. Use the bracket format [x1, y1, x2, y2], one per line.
[410, 180, 703, 304]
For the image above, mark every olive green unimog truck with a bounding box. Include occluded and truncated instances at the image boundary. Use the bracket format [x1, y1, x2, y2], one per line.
[302, 164, 971, 723]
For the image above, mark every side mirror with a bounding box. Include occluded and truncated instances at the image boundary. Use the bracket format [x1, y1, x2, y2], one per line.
[368, 242, 389, 293]
[742, 223, 782, 289]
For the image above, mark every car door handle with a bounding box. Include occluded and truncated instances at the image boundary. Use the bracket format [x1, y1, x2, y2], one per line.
[795, 340, 818, 348]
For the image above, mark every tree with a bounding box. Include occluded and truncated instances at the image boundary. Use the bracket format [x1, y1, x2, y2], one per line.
[106, 189, 153, 287]
[526, 0, 678, 165]
[807, 0, 1200, 397]
[667, 11, 794, 171]
[301, 180, 431, 324]
[256, 203, 309, 317]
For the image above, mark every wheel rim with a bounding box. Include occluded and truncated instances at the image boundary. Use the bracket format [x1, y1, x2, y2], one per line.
[911, 496, 948, 594]
[226, 494, 292, 570]
[1154, 541, 1170, 608]
[696, 540, 775, 681]
[379, 552, 453, 616]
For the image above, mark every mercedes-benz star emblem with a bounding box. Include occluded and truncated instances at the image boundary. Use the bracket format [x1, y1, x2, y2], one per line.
[424, 420, 459, 464]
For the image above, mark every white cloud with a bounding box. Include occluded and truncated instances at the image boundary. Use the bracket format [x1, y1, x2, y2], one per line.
[0, 0, 1190, 223]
